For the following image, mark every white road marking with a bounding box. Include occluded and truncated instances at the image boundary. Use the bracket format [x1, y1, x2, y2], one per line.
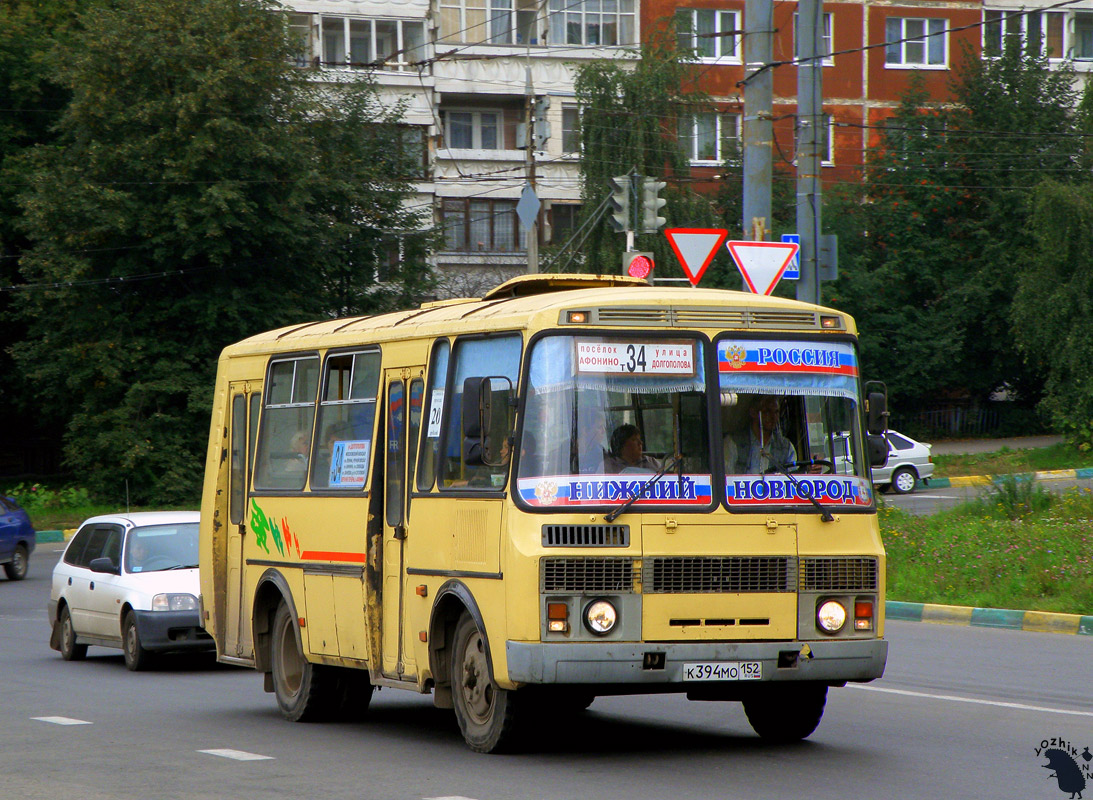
[198, 748, 274, 761]
[849, 684, 1093, 718]
[32, 716, 92, 725]
[426, 796, 482, 800]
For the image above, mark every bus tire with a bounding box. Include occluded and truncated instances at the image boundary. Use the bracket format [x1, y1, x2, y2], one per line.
[742, 683, 827, 743]
[451, 613, 518, 753]
[271, 602, 335, 722]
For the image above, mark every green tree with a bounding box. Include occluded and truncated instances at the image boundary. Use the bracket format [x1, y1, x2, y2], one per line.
[1015, 181, 1093, 448]
[560, 30, 720, 280]
[827, 44, 1080, 411]
[12, 0, 432, 503]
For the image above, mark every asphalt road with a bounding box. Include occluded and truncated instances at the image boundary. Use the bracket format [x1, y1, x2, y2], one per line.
[4, 546, 1090, 800]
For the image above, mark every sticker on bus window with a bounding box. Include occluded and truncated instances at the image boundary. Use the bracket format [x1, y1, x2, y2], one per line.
[724, 474, 873, 507]
[576, 341, 695, 376]
[329, 440, 371, 487]
[426, 390, 445, 439]
[516, 474, 713, 507]
[717, 340, 858, 376]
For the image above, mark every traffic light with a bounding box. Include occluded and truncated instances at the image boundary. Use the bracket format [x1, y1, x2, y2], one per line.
[622, 251, 654, 279]
[609, 175, 632, 232]
[533, 95, 551, 150]
[639, 178, 667, 233]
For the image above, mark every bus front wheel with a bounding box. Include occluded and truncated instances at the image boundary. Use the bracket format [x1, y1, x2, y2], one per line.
[271, 602, 336, 722]
[742, 683, 827, 743]
[451, 613, 519, 753]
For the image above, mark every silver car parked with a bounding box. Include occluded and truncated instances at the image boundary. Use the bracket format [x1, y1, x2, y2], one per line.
[872, 430, 934, 494]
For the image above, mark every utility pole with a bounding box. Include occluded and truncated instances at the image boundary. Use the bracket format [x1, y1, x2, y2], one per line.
[742, 0, 773, 246]
[524, 66, 539, 274]
[796, 0, 823, 305]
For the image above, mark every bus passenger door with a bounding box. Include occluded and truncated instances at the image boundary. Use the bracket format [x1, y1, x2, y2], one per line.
[226, 383, 261, 659]
[380, 370, 424, 678]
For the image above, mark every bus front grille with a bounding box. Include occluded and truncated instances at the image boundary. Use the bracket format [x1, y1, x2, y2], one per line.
[542, 524, 630, 547]
[799, 557, 879, 592]
[645, 556, 796, 594]
[541, 557, 635, 592]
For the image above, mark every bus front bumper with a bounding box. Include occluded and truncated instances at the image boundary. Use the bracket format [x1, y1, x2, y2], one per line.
[506, 638, 887, 685]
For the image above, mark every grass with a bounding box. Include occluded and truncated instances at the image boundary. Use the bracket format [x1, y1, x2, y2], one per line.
[932, 442, 1093, 479]
[881, 484, 1093, 615]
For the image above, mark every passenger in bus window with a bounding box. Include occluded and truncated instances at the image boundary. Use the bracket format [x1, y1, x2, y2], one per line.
[606, 424, 660, 473]
[731, 395, 796, 473]
[283, 431, 311, 479]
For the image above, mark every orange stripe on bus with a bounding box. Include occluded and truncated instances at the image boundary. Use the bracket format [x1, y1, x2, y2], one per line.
[300, 551, 367, 563]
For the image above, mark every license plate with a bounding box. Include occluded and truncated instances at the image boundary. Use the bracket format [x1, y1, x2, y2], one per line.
[682, 661, 762, 681]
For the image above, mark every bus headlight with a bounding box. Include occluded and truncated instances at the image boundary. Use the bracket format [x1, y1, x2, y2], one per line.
[584, 600, 618, 635]
[817, 600, 847, 633]
[152, 593, 198, 612]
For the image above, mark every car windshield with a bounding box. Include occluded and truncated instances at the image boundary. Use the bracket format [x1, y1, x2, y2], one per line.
[517, 334, 714, 509]
[716, 338, 874, 509]
[125, 522, 199, 573]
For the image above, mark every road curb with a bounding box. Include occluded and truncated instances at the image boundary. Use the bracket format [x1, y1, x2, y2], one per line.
[887, 601, 1093, 636]
[928, 467, 1093, 489]
[34, 529, 76, 544]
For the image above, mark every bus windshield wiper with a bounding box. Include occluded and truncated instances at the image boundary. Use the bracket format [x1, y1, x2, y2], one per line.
[766, 458, 835, 523]
[605, 454, 681, 523]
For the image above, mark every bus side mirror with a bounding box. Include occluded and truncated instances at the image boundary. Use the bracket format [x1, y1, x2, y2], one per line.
[866, 391, 888, 436]
[480, 376, 514, 466]
[867, 434, 889, 468]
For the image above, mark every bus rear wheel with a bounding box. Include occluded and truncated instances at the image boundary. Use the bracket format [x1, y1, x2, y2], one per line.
[742, 683, 827, 743]
[271, 602, 337, 722]
[451, 613, 519, 753]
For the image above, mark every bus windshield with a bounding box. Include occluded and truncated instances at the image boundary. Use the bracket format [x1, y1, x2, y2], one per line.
[517, 334, 714, 509]
[716, 337, 874, 510]
[515, 333, 874, 511]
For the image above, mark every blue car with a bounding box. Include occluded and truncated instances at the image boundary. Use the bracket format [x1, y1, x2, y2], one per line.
[0, 495, 36, 580]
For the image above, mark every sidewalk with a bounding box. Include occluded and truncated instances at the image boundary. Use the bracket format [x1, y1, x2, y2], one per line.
[924, 434, 1093, 488]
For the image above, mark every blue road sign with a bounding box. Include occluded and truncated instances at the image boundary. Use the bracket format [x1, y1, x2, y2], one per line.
[781, 234, 800, 279]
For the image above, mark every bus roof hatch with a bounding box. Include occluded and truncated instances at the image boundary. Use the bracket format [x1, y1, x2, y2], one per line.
[481, 273, 650, 301]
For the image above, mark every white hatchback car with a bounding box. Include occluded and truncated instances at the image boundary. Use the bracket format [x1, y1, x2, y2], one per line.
[872, 430, 934, 494]
[48, 511, 212, 670]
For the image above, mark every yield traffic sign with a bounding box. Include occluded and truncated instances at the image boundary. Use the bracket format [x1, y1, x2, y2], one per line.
[725, 240, 800, 295]
[664, 228, 728, 286]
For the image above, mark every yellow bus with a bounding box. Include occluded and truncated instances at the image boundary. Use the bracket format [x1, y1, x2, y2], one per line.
[199, 273, 890, 752]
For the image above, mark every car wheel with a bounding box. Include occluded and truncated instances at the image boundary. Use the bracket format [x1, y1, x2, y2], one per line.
[123, 611, 152, 671]
[58, 606, 88, 661]
[451, 613, 520, 753]
[891, 467, 918, 494]
[3, 544, 28, 580]
[742, 683, 827, 743]
[270, 601, 337, 722]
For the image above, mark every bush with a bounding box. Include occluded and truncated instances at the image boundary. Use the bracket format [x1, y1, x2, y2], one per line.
[1, 482, 92, 514]
[980, 474, 1055, 520]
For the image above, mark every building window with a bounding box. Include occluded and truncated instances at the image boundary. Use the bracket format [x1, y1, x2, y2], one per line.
[562, 106, 580, 153]
[442, 199, 527, 252]
[547, 0, 636, 46]
[445, 110, 501, 150]
[796, 114, 834, 166]
[675, 9, 739, 61]
[548, 203, 581, 244]
[288, 14, 312, 67]
[440, 0, 540, 44]
[1075, 12, 1093, 59]
[885, 17, 947, 67]
[294, 15, 427, 71]
[793, 12, 834, 66]
[678, 112, 741, 164]
[983, 10, 1065, 58]
[393, 126, 429, 179]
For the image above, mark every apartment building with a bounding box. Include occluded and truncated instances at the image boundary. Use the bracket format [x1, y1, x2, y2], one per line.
[284, 0, 640, 293]
[647, 0, 982, 188]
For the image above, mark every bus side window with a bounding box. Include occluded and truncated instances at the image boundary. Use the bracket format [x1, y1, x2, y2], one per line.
[311, 350, 380, 490]
[440, 334, 522, 489]
[254, 357, 320, 491]
[417, 339, 450, 492]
